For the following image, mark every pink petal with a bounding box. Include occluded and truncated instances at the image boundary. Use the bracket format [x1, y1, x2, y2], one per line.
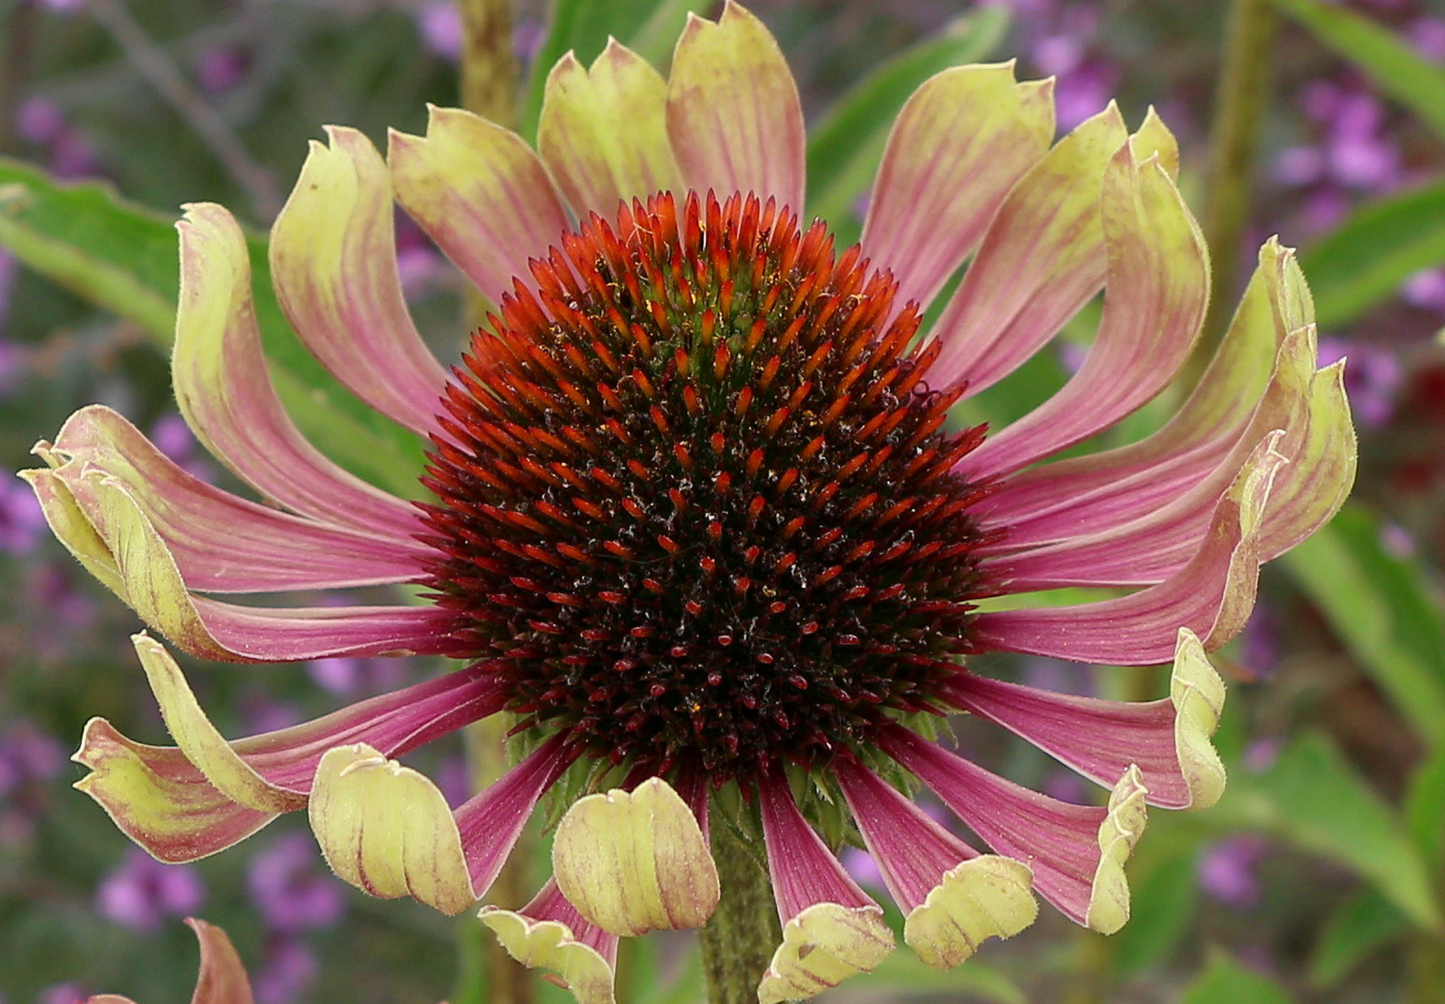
[48, 406, 426, 593]
[971, 442, 1284, 664]
[189, 598, 462, 661]
[173, 204, 417, 537]
[667, 1, 805, 211]
[862, 65, 1053, 316]
[925, 104, 1128, 395]
[757, 762, 878, 920]
[269, 127, 450, 437]
[881, 726, 1143, 929]
[388, 107, 570, 305]
[455, 734, 578, 895]
[832, 756, 978, 912]
[961, 147, 1209, 480]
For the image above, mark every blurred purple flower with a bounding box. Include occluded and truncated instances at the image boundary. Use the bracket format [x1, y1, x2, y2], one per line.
[253, 938, 319, 1004]
[247, 833, 345, 934]
[1197, 836, 1269, 908]
[96, 847, 205, 932]
[416, 0, 462, 62]
[195, 45, 252, 94]
[0, 476, 47, 554]
[1402, 267, 1445, 312]
[0, 721, 65, 795]
[16, 97, 66, 147]
[39, 985, 88, 1004]
[1410, 16, 1445, 60]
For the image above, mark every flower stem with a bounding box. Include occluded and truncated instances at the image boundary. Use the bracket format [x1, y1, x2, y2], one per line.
[1186, 0, 1278, 389]
[458, 0, 520, 128]
[698, 815, 783, 1004]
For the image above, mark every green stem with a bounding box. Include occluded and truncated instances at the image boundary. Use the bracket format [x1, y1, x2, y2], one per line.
[699, 814, 784, 1004]
[1186, 0, 1278, 390]
[459, 0, 520, 129]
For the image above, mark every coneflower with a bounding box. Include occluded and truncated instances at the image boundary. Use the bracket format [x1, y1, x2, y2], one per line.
[24, 3, 1354, 1002]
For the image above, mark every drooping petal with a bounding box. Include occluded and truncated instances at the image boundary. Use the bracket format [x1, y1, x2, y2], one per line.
[833, 756, 1036, 969]
[972, 438, 1286, 664]
[72, 648, 501, 863]
[172, 203, 416, 536]
[667, 0, 805, 211]
[479, 879, 620, 1004]
[130, 633, 503, 808]
[310, 734, 576, 914]
[309, 742, 478, 914]
[539, 40, 682, 219]
[87, 918, 257, 1004]
[389, 106, 570, 303]
[756, 765, 893, 1004]
[974, 238, 1311, 536]
[961, 141, 1210, 480]
[24, 459, 459, 661]
[35, 405, 425, 593]
[942, 628, 1227, 809]
[883, 726, 1149, 933]
[73, 718, 276, 863]
[269, 127, 450, 437]
[552, 777, 719, 937]
[925, 104, 1129, 393]
[861, 63, 1053, 315]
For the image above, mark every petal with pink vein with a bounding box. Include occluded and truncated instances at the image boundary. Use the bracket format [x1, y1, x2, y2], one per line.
[172, 203, 416, 536]
[862, 63, 1053, 316]
[389, 107, 569, 303]
[667, 0, 805, 211]
[539, 40, 682, 219]
[270, 126, 449, 437]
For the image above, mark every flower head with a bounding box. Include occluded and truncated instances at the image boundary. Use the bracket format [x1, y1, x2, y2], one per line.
[24, 3, 1354, 1001]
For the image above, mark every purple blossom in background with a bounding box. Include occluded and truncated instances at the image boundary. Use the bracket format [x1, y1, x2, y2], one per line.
[1401, 267, 1445, 313]
[253, 938, 319, 1004]
[1409, 15, 1445, 60]
[194, 45, 252, 94]
[0, 721, 65, 841]
[1197, 836, 1270, 908]
[416, 0, 462, 62]
[0, 477, 46, 555]
[96, 848, 205, 932]
[247, 833, 345, 934]
[15, 96, 98, 180]
[38, 985, 88, 1004]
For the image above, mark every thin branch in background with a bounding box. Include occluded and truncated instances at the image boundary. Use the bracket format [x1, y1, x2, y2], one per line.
[86, 0, 281, 220]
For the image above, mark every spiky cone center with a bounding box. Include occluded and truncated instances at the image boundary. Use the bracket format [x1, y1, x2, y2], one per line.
[419, 190, 994, 784]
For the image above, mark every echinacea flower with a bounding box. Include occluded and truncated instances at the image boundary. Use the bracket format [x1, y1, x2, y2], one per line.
[24, 3, 1355, 1001]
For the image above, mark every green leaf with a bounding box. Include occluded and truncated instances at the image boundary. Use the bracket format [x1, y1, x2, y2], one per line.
[518, 0, 711, 144]
[1280, 504, 1445, 749]
[1300, 180, 1445, 326]
[805, 7, 1011, 244]
[1269, 0, 1445, 140]
[1182, 953, 1296, 1004]
[1405, 743, 1445, 872]
[1226, 731, 1442, 929]
[1308, 886, 1410, 989]
[0, 157, 423, 494]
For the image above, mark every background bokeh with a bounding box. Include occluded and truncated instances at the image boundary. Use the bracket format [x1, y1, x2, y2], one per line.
[1, 1, 1443, 1002]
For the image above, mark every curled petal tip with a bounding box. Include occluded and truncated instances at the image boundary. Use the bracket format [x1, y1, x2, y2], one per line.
[1172, 628, 1228, 809]
[1084, 766, 1149, 934]
[904, 855, 1038, 970]
[552, 777, 718, 936]
[757, 902, 894, 1004]
[309, 743, 477, 915]
[480, 907, 617, 1004]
